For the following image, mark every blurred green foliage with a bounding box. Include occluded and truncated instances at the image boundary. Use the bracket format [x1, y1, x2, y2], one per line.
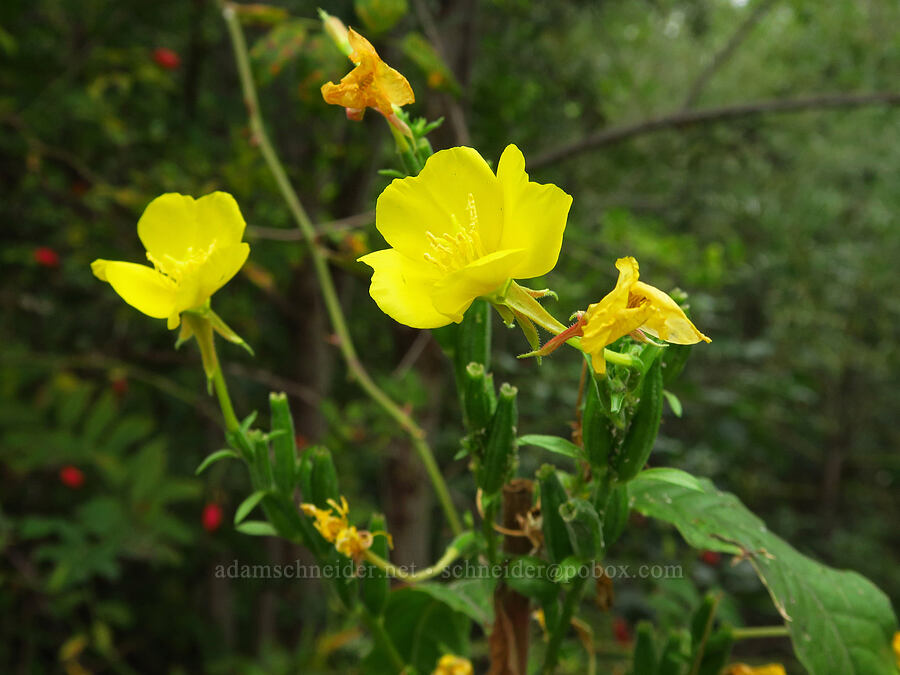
[2, 0, 898, 672]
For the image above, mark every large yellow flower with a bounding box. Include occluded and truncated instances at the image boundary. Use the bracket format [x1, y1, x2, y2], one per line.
[91, 192, 249, 330]
[359, 145, 572, 328]
[321, 28, 414, 118]
[580, 257, 710, 374]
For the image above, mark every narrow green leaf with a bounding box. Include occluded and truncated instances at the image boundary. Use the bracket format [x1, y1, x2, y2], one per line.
[663, 390, 683, 417]
[235, 520, 277, 537]
[195, 449, 240, 475]
[518, 434, 584, 461]
[234, 490, 268, 525]
[634, 468, 703, 492]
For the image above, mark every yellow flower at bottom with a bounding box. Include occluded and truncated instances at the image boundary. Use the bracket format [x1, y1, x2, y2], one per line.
[432, 654, 474, 675]
[726, 665, 786, 675]
[91, 192, 249, 330]
[581, 257, 710, 374]
[321, 28, 414, 118]
[893, 631, 900, 669]
[359, 144, 572, 328]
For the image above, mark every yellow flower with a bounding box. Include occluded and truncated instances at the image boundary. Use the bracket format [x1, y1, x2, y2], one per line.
[91, 192, 249, 330]
[580, 257, 710, 374]
[893, 631, 900, 669]
[334, 526, 375, 559]
[431, 654, 474, 675]
[300, 497, 350, 543]
[726, 665, 786, 675]
[321, 28, 414, 119]
[359, 145, 573, 328]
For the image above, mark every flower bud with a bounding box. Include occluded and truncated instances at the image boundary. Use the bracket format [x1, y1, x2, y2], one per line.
[612, 359, 664, 482]
[269, 392, 297, 495]
[59, 465, 84, 489]
[559, 498, 604, 560]
[152, 47, 180, 70]
[309, 447, 340, 508]
[202, 502, 223, 532]
[536, 464, 573, 564]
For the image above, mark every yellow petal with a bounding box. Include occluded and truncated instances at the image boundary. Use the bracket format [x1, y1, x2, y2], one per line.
[195, 192, 247, 249]
[199, 242, 250, 300]
[99, 261, 178, 320]
[358, 249, 449, 329]
[347, 28, 377, 65]
[496, 144, 573, 279]
[632, 281, 711, 344]
[138, 192, 246, 264]
[375, 147, 504, 259]
[431, 248, 526, 321]
[136, 193, 199, 263]
[374, 60, 415, 112]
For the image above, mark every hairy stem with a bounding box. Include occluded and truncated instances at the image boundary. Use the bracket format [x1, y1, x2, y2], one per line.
[219, 2, 462, 536]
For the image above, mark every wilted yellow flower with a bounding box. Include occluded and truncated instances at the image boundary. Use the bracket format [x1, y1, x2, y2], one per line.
[321, 28, 414, 119]
[580, 257, 710, 374]
[91, 192, 249, 330]
[431, 654, 474, 675]
[300, 497, 350, 543]
[359, 145, 572, 328]
[334, 526, 375, 559]
[726, 664, 786, 675]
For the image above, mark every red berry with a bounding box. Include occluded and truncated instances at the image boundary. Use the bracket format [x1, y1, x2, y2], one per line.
[59, 466, 85, 489]
[700, 550, 722, 566]
[152, 47, 181, 70]
[612, 617, 632, 645]
[202, 502, 223, 532]
[111, 377, 129, 397]
[34, 247, 60, 267]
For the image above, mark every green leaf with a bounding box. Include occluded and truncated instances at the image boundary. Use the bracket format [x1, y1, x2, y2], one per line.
[518, 434, 584, 461]
[663, 390, 683, 417]
[634, 468, 703, 492]
[234, 491, 268, 525]
[412, 578, 495, 626]
[195, 449, 240, 475]
[629, 476, 899, 675]
[235, 520, 277, 537]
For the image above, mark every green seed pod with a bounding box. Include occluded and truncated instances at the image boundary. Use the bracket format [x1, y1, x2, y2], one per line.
[247, 429, 273, 491]
[477, 383, 518, 495]
[661, 344, 692, 385]
[559, 498, 604, 560]
[309, 446, 340, 508]
[697, 628, 734, 675]
[632, 621, 659, 675]
[462, 361, 497, 434]
[581, 373, 614, 468]
[536, 464, 574, 564]
[612, 360, 664, 482]
[690, 593, 717, 648]
[455, 299, 492, 387]
[601, 483, 629, 547]
[297, 448, 313, 500]
[269, 392, 297, 496]
[658, 630, 691, 675]
[360, 513, 390, 616]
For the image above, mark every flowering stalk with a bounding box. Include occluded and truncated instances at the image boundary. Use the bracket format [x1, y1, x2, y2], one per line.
[219, 1, 462, 536]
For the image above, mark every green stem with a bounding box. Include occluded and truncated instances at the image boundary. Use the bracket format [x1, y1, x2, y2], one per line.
[363, 544, 461, 583]
[542, 571, 589, 674]
[730, 625, 791, 640]
[361, 608, 406, 673]
[212, 364, 240, 433]
[220, 2, 462, 536]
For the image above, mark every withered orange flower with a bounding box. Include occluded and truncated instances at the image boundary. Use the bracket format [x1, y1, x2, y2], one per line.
[321, 28, 414, 119]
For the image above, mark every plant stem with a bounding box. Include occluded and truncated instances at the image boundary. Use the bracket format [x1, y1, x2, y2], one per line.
[360, 608, 406, 672]
[219, 2, 462, 536]
[542, 571, 589, 674]
[731, 625, 791, 640]
[212, 364, 240, 433]
[363, 543, 462, 583]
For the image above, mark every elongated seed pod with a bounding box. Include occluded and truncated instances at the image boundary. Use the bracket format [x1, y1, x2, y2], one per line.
[536, 464, 574, 564]
[269, 392, 296, 496]
[463, 361, 497, 435]
[601, 483, 629, 547]
[581, 373, 614, 468]
[309, 446, 340, 508]
[477, 383, 518, 494]
[613, 360, 664, 482]
[632, 621, 659, 675]
[559, 497, 604, 560]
